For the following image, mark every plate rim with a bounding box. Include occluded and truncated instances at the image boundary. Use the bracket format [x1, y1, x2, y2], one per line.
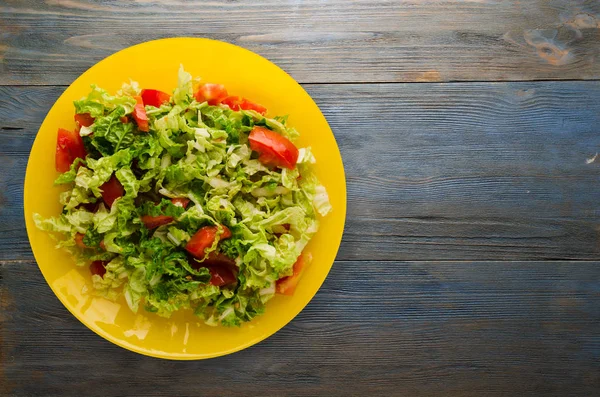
[23, 37, 347, 360]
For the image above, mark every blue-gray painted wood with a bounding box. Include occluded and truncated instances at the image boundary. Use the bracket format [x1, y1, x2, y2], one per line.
[2, 2, 600, 395]
[2, 83, 600, 261]
[1, 0, 600, 84]
[1, 259, 599, 396]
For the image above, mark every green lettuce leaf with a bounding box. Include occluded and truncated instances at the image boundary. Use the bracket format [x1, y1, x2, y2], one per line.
[173, 65, 193, 106]
[74, 85, 136, 118]
[35, 66, 331, 326]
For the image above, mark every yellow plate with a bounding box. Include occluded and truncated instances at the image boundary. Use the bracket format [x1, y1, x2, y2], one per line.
[23, 38, 346, 360]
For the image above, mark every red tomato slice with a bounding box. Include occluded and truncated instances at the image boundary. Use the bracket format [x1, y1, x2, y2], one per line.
[220, 225, 232, 239]
[240, 98, 267, 115]
[55, 128, 87, 172]
[89, 261, 107, 278]
[69, 133, 87, 160]
[79, 202, 99, 212]
[221, 96, 267, 114]
[74, 113, 95, 127]
[171, 197, 190, 208]
[141, 215, 173, 229]
[203, 252, 236, 267]
[221, 96, 267, 115]
[141, 89, 171, 108]
[189, 253, 237, 286]
[189, 252, 235, 269]
[194, 84, 228, 105]
[220, 96, 243, 110]
[75, 233, 87, 248]
[185, 225, 232, 259]
[206, 265, 237, 286]
[132, 95, 149, 132]
[100, 175, 124, 208]
[55, 142, 73, 173]
[256, 152, 281, 168]
[75, 232, 104, 250]
[248, 126, 299, 169]
[276, 255, 305, 295]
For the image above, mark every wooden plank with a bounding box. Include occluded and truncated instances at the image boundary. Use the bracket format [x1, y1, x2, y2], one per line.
[2, 82, 600, 261]
[319, 81, 600, 261]
[1, 259, 599, 396]
[1, 0, 600, 85]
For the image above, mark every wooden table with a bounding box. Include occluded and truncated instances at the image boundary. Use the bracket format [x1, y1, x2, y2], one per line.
[1, 1, 599, 396]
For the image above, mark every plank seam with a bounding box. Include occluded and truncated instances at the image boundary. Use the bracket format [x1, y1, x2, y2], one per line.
[2, 78, 600, 89]
[2, 259, 600, 265]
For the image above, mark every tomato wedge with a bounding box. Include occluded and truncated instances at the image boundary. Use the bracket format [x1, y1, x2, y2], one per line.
[221, 96, 267, 115]
[79, 202, 99, 213]
[248, 126, 299, 169]
[141, 89, 171, 108]
[75, 232, 105, 250]
[190, 252, 237, 286]
[74, 233, 87, 249]
[89, 261, 108, 278]
[55, 128, 87, 172]
[141, 215, 173, 230]
[189, 252, 235, 269]
[171, 197, 190, 208]
[220, 96, 243, 110]
[185, 225, 232, 259]
[55, 144, 73, 173]
[140, 198, 190, 228]
[203, 252, 236, 267]
[100, 175, 124, 208]
[194, 84, 228, 105]
[240, 98, 267, 115]
[132, 95, 149, 132]
[74, 113, 95, 127]
[206, 265, 237, 286]
[276, 255, 305, 295]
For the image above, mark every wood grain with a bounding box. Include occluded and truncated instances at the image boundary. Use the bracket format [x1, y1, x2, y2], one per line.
[3, 2, 600, 395]
[1, 259, 598, 396]
[2, 82, 600, 261]
[1, 0, 600, 85]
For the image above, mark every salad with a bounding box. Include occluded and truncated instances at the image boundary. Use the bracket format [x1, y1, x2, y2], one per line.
[34, 67, 331, 326]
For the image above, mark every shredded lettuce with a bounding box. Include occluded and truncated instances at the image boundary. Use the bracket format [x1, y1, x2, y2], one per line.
[34, 67, 331, 326]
